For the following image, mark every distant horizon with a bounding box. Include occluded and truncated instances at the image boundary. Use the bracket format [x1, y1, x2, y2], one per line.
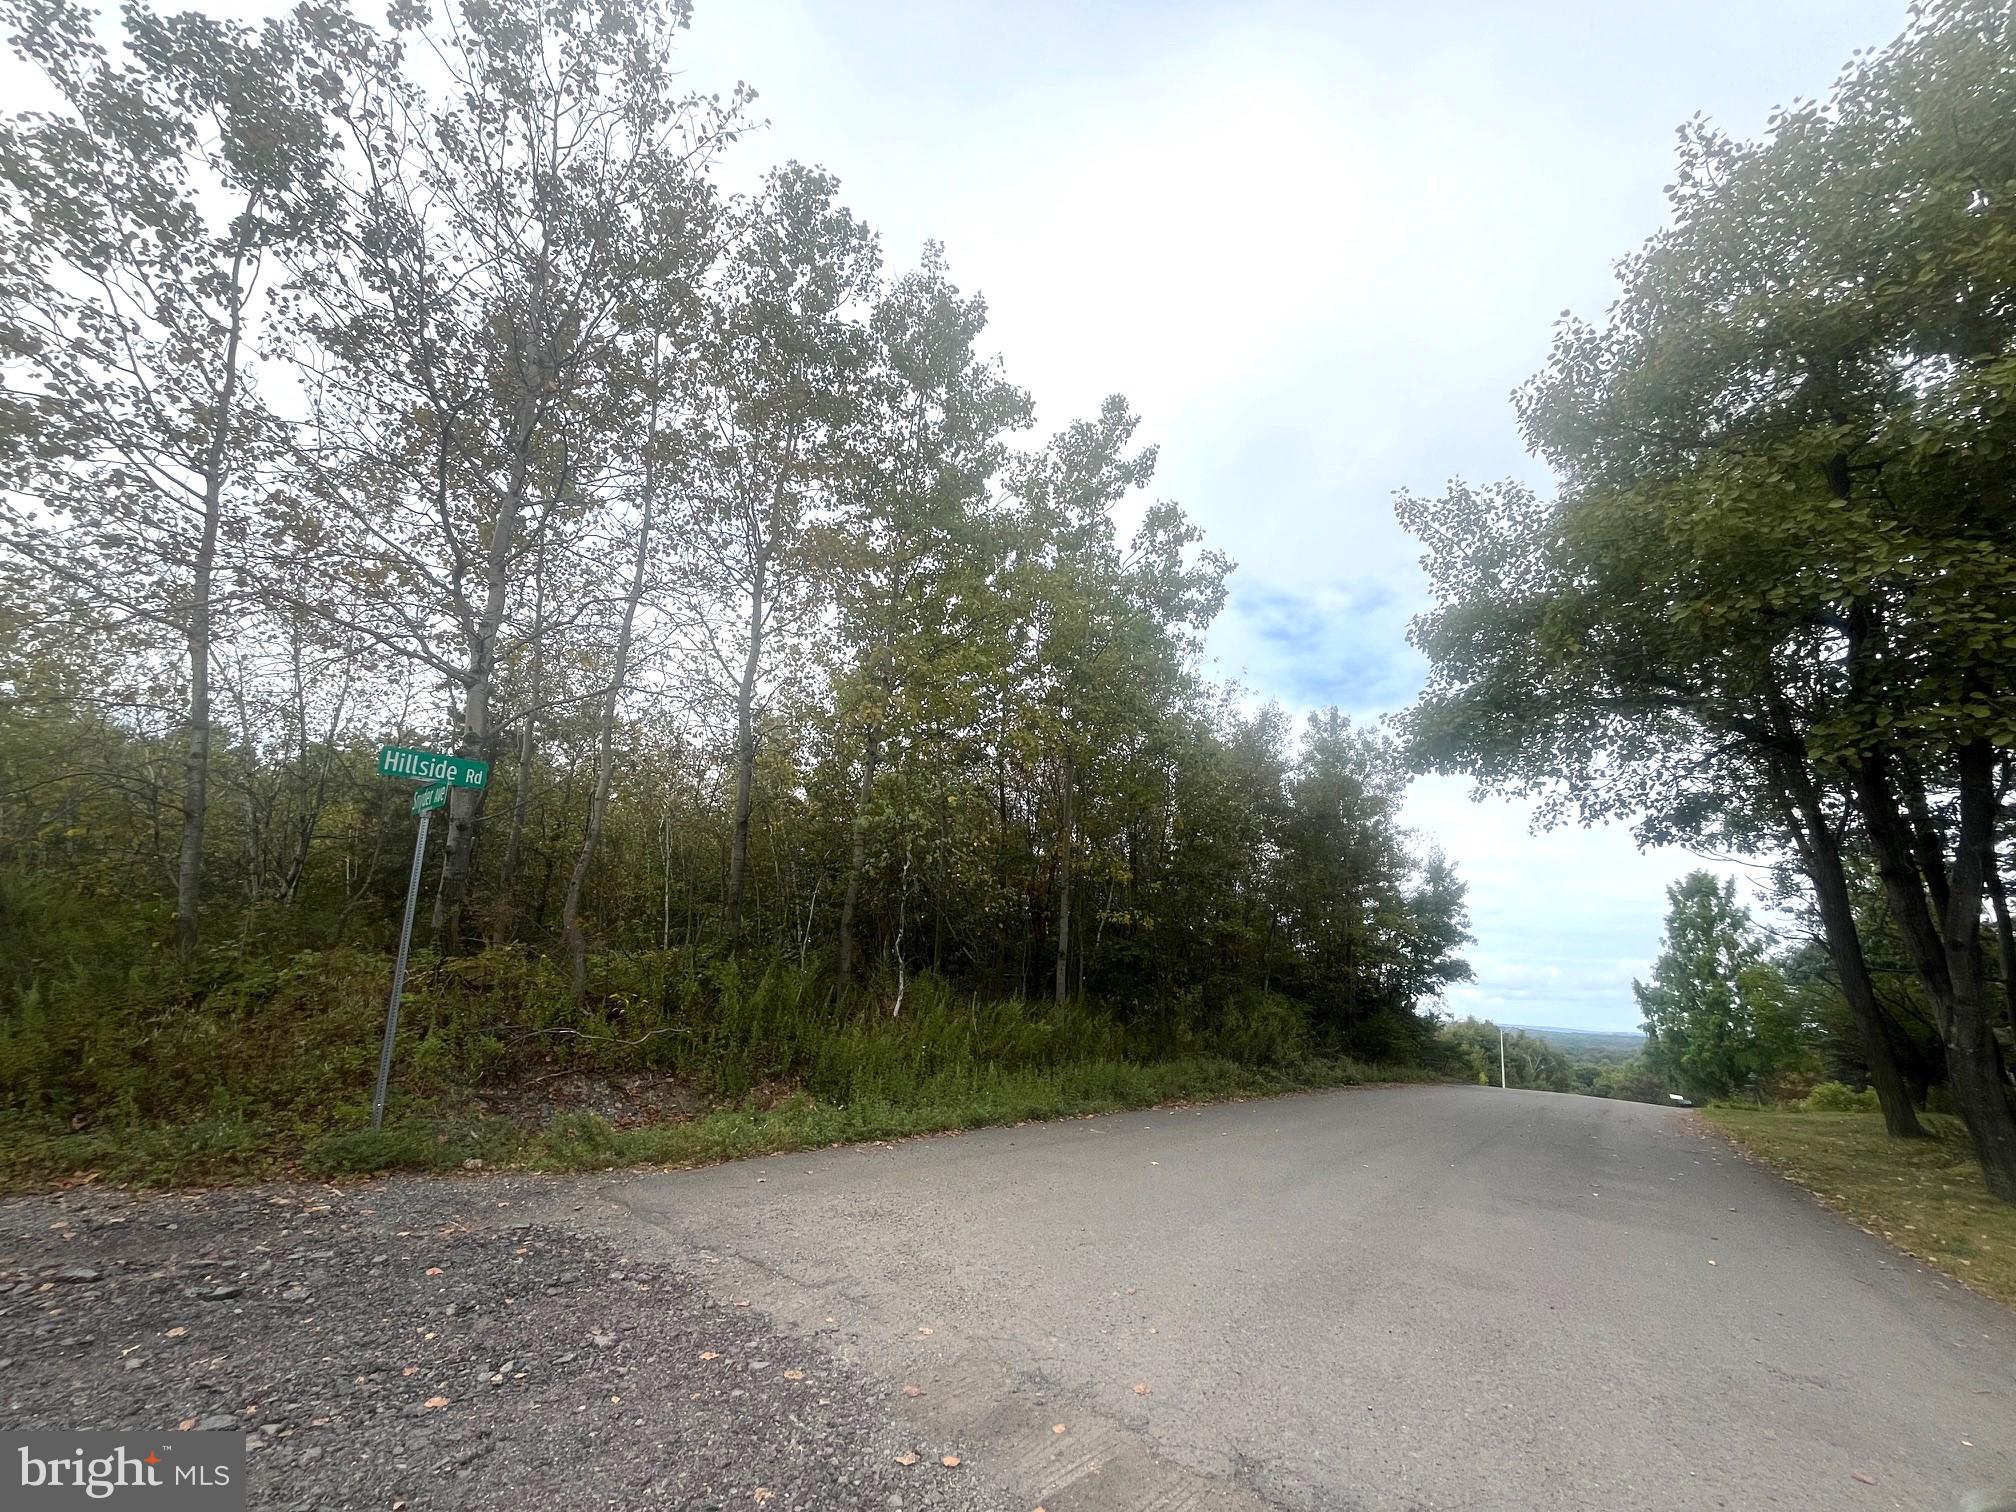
[1469, 1019, 1648, 1041]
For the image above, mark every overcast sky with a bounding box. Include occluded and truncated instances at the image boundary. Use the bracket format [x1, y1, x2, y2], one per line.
[5, 0, 1907, 1031]
[667, 0, 1901, 1032]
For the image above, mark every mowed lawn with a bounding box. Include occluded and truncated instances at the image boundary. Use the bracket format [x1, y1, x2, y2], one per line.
[1706, 1106, 2016, 1309]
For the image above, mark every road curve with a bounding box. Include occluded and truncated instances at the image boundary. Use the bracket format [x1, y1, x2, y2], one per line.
[581, 1084, 2016, 1512]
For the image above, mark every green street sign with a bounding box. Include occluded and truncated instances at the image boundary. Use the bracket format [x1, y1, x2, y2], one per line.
[377, 745, 489, 789]
[411, 780, 450, 816]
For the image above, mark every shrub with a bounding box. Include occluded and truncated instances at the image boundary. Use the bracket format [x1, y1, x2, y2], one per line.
[1800, 1081, 1880, 1113]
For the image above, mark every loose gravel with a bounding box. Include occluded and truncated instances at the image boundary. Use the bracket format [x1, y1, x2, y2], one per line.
[0, 1178, 1008, 1512]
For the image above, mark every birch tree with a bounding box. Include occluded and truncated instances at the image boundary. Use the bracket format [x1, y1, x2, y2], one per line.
[826, 246, 1028, 980]
[287, 0, 744, 946]
[677, 163, 877, 944]
[0, 0, 338, 953]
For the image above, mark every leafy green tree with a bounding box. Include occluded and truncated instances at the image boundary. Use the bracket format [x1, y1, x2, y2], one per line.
[1635, 872, 1806, 1102]
[286, 0, 742, 948]
[0, 0, 1479, 1146]
[1402, 2, 2016, 1190]
[1519, 1, 2016, 1192]
[0, 0, 340, 953]
[678, 163, 878, 946]
[822, 245, 1029, 982]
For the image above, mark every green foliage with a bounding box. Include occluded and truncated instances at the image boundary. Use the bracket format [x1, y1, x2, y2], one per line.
[1435, 1018, 1574, 1094]
[0, 0, 1474, 1185]
[1397, 0, 2016, 1192]
[1635, 872, 1813, 1102]
[0, 931, 1429, 1186]
[1800, 1081, 1882, 1114]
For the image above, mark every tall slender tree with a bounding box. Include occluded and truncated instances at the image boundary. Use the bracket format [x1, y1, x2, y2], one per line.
[676, 163, 877, 944]
[0, 0, 339, 953]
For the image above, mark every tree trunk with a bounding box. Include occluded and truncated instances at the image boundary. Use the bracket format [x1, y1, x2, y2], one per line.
[563, 443, 656, 1001]
[723, 553, 766, 944]
[1987, 849, 2016, 1036]
[494, 698, 539, 945]
[493, 540, 551, 946]
[1940, 743, 2016, 1196]
[434, 369, 540, 948]
[174, 212, 256, 958]
[835, 720, 882, 981]
[1772, 759, 1926, 1136]
[1054, 747, 1072, 1005]
[1853, 743, 2016, 1201]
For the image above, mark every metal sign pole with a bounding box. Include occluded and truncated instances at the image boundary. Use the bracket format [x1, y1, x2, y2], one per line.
[370, 808, 432, 1130]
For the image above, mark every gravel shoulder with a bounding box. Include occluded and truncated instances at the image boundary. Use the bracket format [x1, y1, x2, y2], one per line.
[0, 1177, 1010, 1512]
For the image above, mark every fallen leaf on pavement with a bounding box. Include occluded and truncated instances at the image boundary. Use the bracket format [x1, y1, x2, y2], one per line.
[895, 1452, 919, 1467]
[917, 1326, 933, 1336]
[401, 1367, 418, 1377]
[165, 1327, 188, 1339]
[753, 1490, 773, 1505]
[1133, 1383, 1150, 1395]
[941, 1456, 961, 1468]
[421, 1397, 448, 1410]
[699, 1351, 720, 1361]
[1052, 1424, 1067, 1434]
[424, 1267, 444, 1277]
[177, 1418, 196, 1432]
[1851, 1472, 1876, 1486]
[901, 1384, 923, 1397]
[783, 1369, 805, 1381]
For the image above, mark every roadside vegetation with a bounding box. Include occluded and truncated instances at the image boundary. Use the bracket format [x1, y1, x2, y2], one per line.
[1706, 1104, 2016, 1308]
[0, 0, 1477, 1185]
[1401, 0, 2016, 1205]
[0, 931, 1432, 1187]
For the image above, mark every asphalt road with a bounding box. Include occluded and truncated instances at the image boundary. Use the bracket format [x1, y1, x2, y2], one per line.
[586, 1084, 2016, 1512]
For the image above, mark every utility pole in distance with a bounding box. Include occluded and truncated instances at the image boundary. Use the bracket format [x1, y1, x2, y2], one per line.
[1499, 1025, 1508, 1089]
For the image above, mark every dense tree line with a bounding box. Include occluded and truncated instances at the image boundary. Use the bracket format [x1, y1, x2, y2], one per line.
[0, 0, 1473, 1077]
[1401, 0, 2016, 1199]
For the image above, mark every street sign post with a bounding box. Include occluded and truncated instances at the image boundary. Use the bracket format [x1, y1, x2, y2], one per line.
[370, 744, 482, 1130]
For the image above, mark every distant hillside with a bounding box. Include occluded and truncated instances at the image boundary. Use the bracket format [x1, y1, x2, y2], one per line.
[1506, 1024, 1646, 1064]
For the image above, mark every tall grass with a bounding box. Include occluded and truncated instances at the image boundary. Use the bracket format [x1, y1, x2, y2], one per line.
[0, 932, 1430, 1186]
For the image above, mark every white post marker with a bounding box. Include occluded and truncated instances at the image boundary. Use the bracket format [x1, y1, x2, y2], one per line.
[1499, 1024, 1508, 1089]
[370, 753, 479, 1130]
